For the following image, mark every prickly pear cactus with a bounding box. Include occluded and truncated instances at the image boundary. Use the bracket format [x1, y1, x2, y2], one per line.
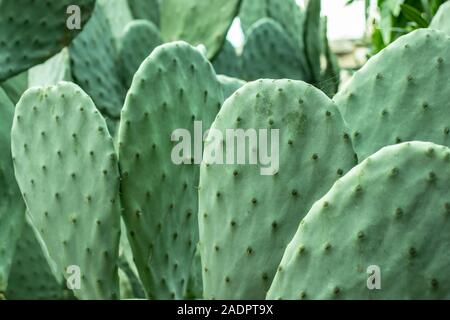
[240, 0, 304, 42]
[69, 2, 125, 119]
[1, 71, 28, 105]
[160, 0, 241, 59]
[118, 41, 224, 299]
[239, 0, 268, 35]
[0, 88, 25, 293]
[118, 257, 145, 299]
[242, 18, 309, 81]
[0, 0, 95, 81]
[184, 245, 203, 299]
[266, 0, 304, 50]
[128, 0, 160, 27]
[268, 142, 450, 300]
[319, 17, 340, 97]
[119, 220, 138, 276]
[334, 29, 450, 161]
[28, 49, 72, 87]
[6, 219, 71, 300]
[11, 82, 121, 299]
[199, 79, 356, 299]
[212, 41, 241, 79]
[119, 20, 163, 87]
[430, 2, 450, 36]
[118, 220, 145, 299]
[118, 267, 134, 299]
[217, 75, 246, 100]
[98, 0, 133, 48]
[304, 0, 322, 83]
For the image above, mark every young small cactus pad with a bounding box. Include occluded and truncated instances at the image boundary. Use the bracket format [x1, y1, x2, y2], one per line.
[199, 79, 356, 299]
[118, 20, 163, 87]
[127, 0, 160, 27]
[212, 41, 242, 79]
[267, 142, 450, 300]
[160, 0, 241, 59]
[0, 0, 95, 81]
[118, 41, 224, 299]
[0, 88, 25, 293]
[334, 29, 450, 161]
[11, 82, 121, 299]
[242, 18, 309, 82]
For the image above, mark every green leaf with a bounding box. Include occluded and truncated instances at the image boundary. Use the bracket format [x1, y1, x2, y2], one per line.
[401, 3, 429, 27]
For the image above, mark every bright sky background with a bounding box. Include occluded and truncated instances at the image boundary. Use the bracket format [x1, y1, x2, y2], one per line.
[227, 0, 367, 47]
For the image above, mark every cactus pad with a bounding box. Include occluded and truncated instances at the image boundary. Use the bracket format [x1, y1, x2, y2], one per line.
[0, 0, 95, 81]
[0, 88, 25, 292]
[119, 20, 163, 87]
[160, 0, 241, 59]
[334, 29, 450, 161]
[119, 41, 223, 299]
[199, 79, 356, 299]
[242, 18, 309, 81]
[268, 142, 450, 299]
[11, 82, 121, 299]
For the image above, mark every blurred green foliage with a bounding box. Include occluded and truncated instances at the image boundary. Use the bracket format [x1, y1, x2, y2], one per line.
[347, 0, 448, 53]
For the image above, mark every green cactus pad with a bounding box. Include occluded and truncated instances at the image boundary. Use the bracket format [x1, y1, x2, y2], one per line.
[217, 75, 246, 100]
[69, 3, 125, 119]
[118, 256, 145, 299]
[242, 18, 309, 81]
[212, 41, 241, 79]
[119, 41, 224, 299]
[128, 0, 160, 27]
[118, 220, 145, 298]
[334, 29, 450, 161]
[266, 0, 304, 51]
[98, 0, 133, 49]
[1, 71, 28, 105]
[160, 0, 241, 59]
[28, 49, 72, 88]
[318, 18, 340, 97]
[239, 0, 268, 35]
[0, 88, 25, 292]
[11, 82, 121, 299]
[119, 220, 138, 276]
[240, 0, 304, 41]
[6, 219, 71, 300]
[119, 20, 163, 87]
[0, 0, 95, 81]
[199, 79, 356, 299]
[268, 141, 450, 299]
[430, 2, 450, 36]
[184, 245, 203, 299]
[304, 0, 322, 83]
[118, 267, 134, 299]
